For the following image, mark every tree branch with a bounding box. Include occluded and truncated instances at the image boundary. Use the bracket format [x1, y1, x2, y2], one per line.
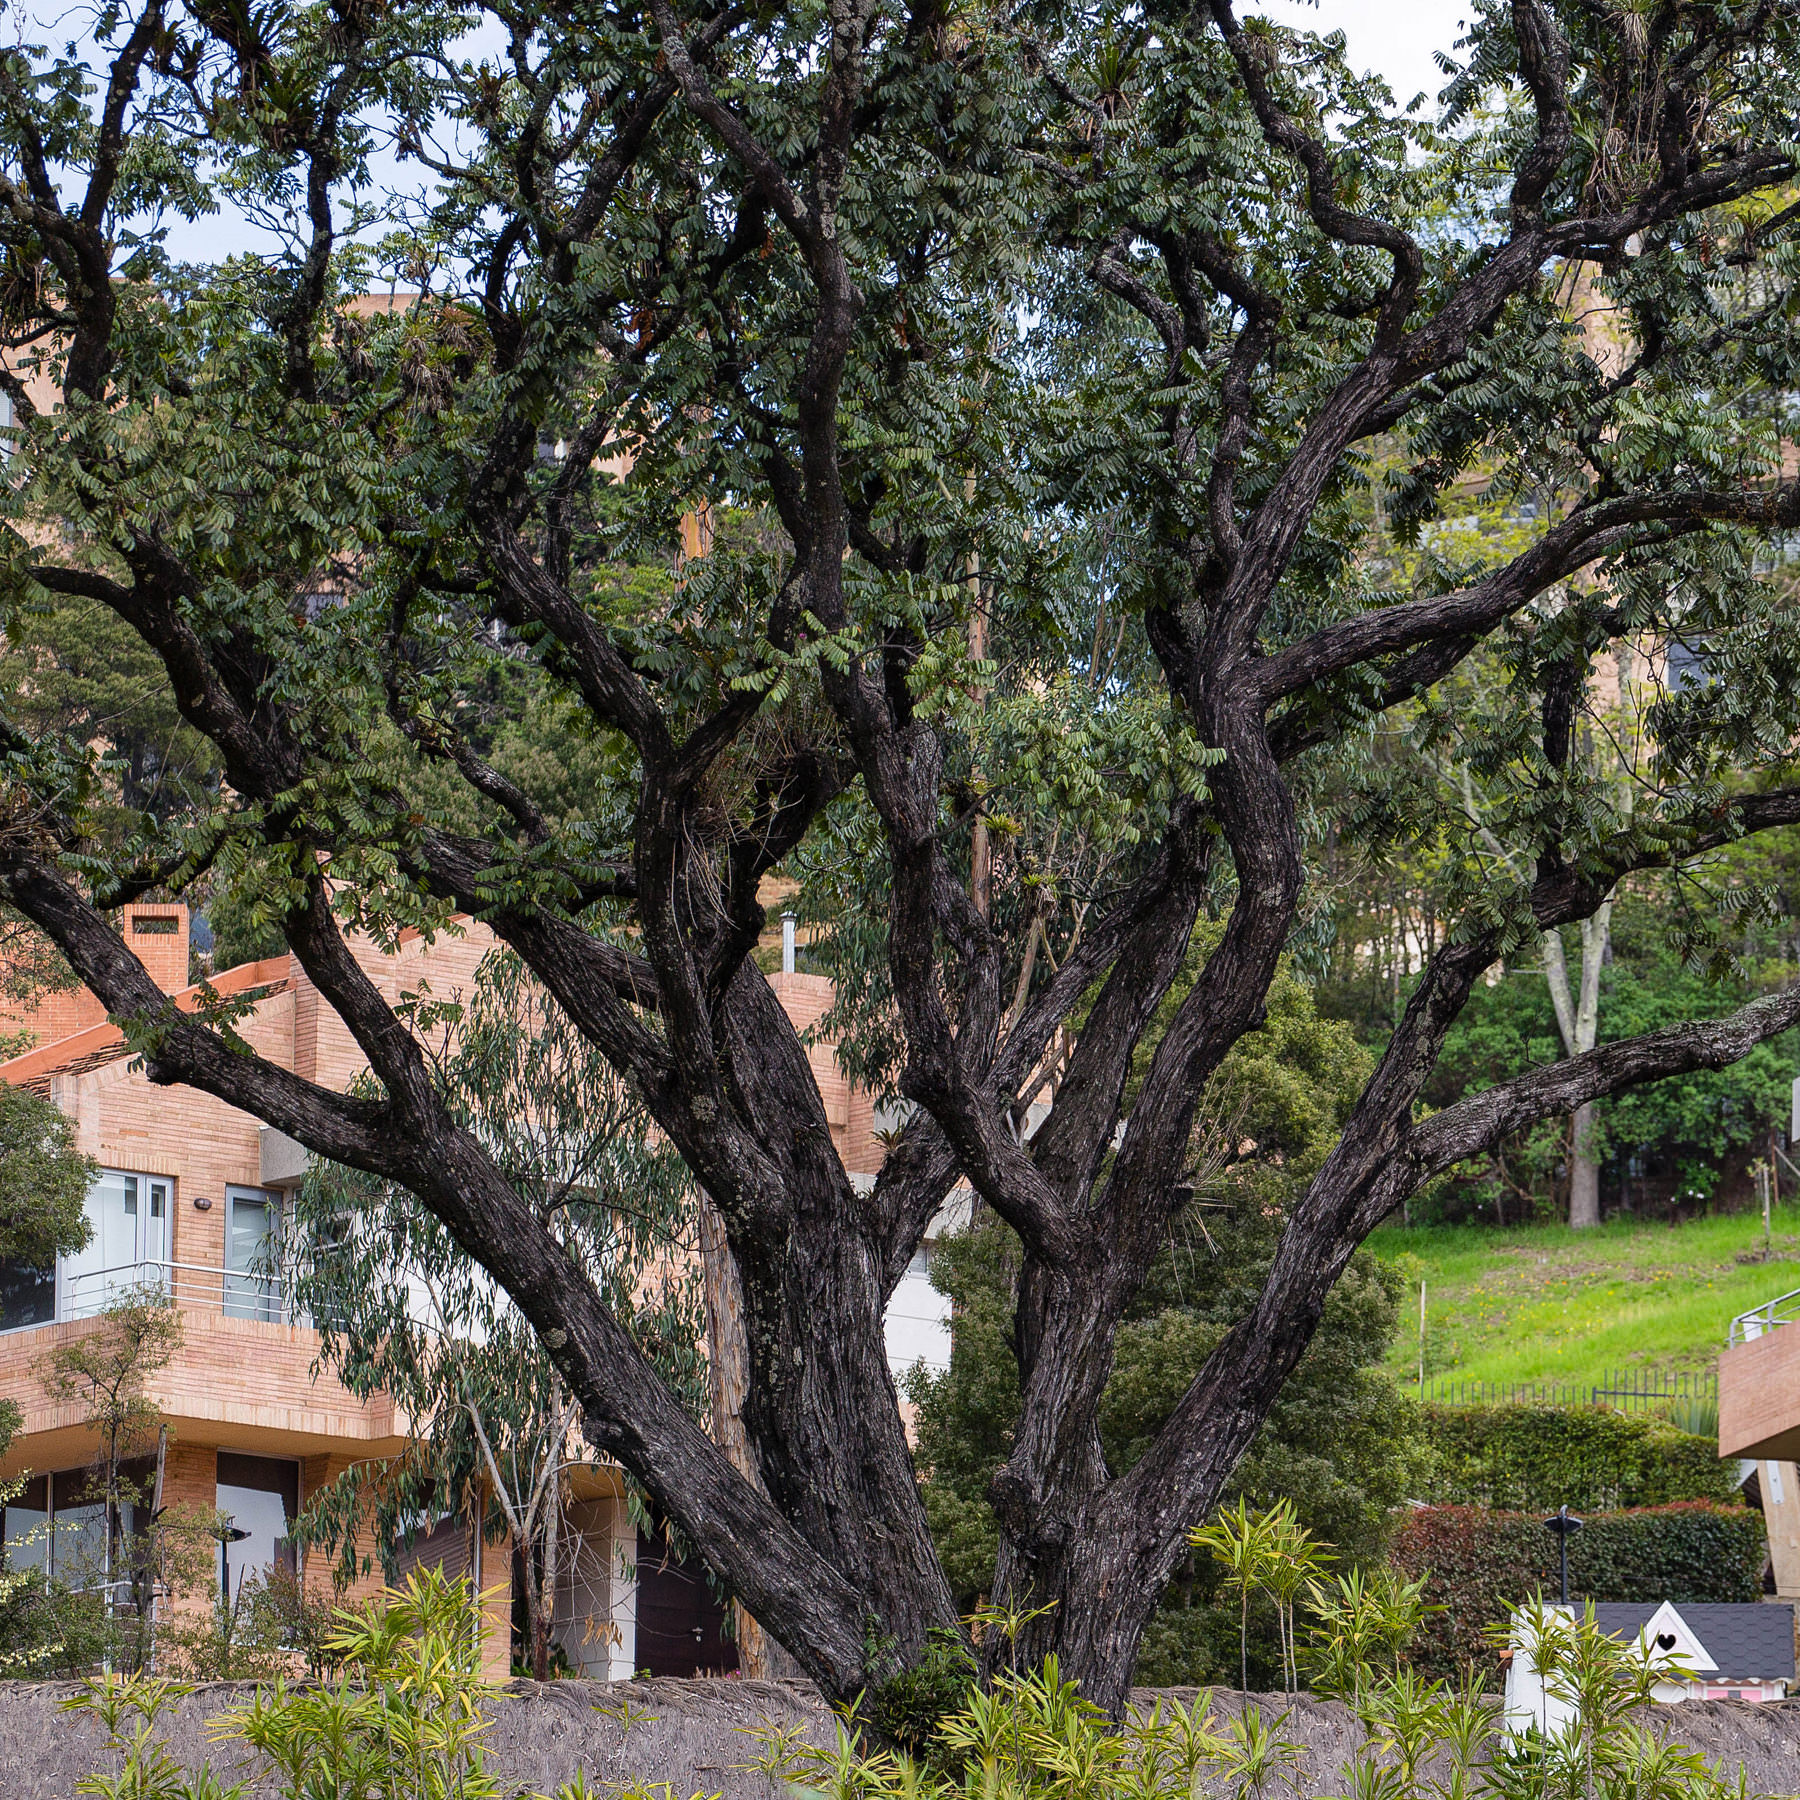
[1414, 979, 1800, 1178]
[1207, 0, 1422, 344]
[1256, 482, 1800, 704]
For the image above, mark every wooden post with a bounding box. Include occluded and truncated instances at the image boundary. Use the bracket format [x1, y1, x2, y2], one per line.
[1417, 1281, 1426, 1393]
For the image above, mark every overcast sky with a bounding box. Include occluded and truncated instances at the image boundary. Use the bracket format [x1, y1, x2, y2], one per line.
[161, 1, 1469, 265]
[1255, 0, 1467, 108]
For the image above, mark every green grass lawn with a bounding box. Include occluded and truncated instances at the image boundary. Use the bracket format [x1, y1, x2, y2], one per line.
[1367, 1205, 1800, 1395]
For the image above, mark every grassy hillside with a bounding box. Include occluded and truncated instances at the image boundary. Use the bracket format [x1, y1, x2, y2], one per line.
[1367, 1205, 1800, 1394]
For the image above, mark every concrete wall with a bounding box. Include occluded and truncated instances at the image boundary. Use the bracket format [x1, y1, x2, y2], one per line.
[9, 1681, 1800, 1800]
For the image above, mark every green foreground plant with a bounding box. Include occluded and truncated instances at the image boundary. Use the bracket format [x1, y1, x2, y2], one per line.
[1188, 1500, 1334, 1696]
[59, 1560, 1762, 1800]
[1490, 1599, 1753, 1800]
[67, 1567, 608, 1800]
[755, 1588, 1756, 1800]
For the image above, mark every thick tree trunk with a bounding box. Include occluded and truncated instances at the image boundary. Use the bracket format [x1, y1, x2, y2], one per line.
[704, 968, 962, 1677]
[736, 1200, 960, 1665]
[992, 1293, 1321, 1715]
[699, 1200, 802, 1679]
[1012, 1547, 1162, 1716]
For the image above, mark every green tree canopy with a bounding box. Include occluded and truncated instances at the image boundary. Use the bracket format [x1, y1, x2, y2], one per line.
[1428, 885, 1800, 1218]
[0, 1083, 93, 1269]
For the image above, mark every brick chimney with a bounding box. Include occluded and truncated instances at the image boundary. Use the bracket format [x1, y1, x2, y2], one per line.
[124, 903, 190, 994]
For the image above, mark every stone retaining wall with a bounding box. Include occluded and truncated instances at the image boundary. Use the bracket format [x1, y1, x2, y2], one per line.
[6, 1678, 1800, 1799]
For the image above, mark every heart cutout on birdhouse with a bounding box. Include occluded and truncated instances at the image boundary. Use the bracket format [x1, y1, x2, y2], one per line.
[1655, 1633, 1678, 1651]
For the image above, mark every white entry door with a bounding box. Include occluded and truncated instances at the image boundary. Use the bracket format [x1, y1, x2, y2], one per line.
[61, 1171, 172, 1317]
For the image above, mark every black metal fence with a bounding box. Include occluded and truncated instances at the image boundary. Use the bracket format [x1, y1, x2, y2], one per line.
[1418, 1367, 1717, 1412]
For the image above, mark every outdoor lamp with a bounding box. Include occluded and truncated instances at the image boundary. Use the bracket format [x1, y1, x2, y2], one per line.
[1543, 1505, 1585, 1605]
[214, 1521, 252, 1601]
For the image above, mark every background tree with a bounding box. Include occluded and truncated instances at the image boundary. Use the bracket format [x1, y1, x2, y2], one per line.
[289, 950, 705, 1680]
[909, 961, 1428, 1688]
[12, 0, 1800, 1710]
[0, 1083, 93, 1271]
[30, 1289, 192, 1671]
[0, 594, 221, 827]
[1424, 880, 1800, 1222]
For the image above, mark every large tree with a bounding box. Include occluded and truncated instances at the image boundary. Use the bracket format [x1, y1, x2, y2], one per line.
[908, 954, 1427, 1690]
[7, 0, 1800, 1712]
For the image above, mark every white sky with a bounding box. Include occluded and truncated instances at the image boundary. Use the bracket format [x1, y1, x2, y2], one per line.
[158, 1, 1467, 264]
[1254, 0, 1469, 109]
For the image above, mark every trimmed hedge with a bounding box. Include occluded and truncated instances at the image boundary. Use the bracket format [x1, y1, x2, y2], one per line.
[1422, 1405, 1735, 1511]
[1390, 1502, 1766, 1677]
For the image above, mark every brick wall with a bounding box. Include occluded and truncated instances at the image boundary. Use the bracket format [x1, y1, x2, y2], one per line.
[299, 1452, 389, 1609]
[0, 904, 191, 1050]
[2, 910, 887, 1684]
[766, 970, 882, 1174]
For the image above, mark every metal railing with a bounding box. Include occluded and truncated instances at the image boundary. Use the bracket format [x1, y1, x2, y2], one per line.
[1419, 1368, 1717, 1411]
[1728, 1287, 1800, 1345]
[58, 1258, 295, 1326]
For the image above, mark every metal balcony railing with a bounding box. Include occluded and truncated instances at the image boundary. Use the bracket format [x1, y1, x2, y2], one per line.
[1727, 1287, 1800, 1345]
[58, 1258, 294, 1325]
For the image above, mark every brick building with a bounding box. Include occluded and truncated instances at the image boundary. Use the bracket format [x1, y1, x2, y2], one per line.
[0, 907, 950, 1675]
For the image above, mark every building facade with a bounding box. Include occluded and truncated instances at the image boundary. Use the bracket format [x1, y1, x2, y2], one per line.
[0, 906, 950, 1675]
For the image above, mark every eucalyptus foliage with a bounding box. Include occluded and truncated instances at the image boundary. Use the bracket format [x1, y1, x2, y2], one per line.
[289, 950, 703, 1674]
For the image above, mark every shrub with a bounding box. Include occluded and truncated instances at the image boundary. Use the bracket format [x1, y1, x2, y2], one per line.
[1390, 1503, 1765, 1677]
[742, 1605, 1747, 1800]
[864, 1626, 978, 1764]
[1421, 1406, 1735, 1512]
[158, 1560, 341, 1681]
[68, 1567, 600, 1800]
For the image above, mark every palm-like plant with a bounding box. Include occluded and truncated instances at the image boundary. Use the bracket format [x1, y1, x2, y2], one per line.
[1190, 1498, 1333, 1694]
[1188, 1499, 1277, 1694]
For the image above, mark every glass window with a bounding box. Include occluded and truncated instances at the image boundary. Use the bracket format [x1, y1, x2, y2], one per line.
[223, 1189, 282, 1321]
[0, 1259, 56, 1331]
[61, 1170, 173, 1318]
[216, 1453, 298, 1597]
[1, 1474, 48, 1574]
[50, 1473, 108, 1591]
[2, 1468, 159, 1587]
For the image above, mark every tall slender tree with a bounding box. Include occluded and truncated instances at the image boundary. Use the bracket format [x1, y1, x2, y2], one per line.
[290, 951, 704, 1679]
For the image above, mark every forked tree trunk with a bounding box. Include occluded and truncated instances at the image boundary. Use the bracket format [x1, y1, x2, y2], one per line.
[1544, 907, 1612, 1228]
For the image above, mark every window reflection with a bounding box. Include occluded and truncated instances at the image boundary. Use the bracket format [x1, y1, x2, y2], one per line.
[0, 1260, 55, 1331]
[0, 1474, 48, 1574]
[216, 1453, 298, 1596]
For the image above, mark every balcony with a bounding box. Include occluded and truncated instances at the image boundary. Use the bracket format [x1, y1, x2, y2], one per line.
[2, 1257, 296, 1335]
[0, 1258, 409, 1477]
[16, 1257, 296, 1330]
[1720, 1289, 1800, 1461]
